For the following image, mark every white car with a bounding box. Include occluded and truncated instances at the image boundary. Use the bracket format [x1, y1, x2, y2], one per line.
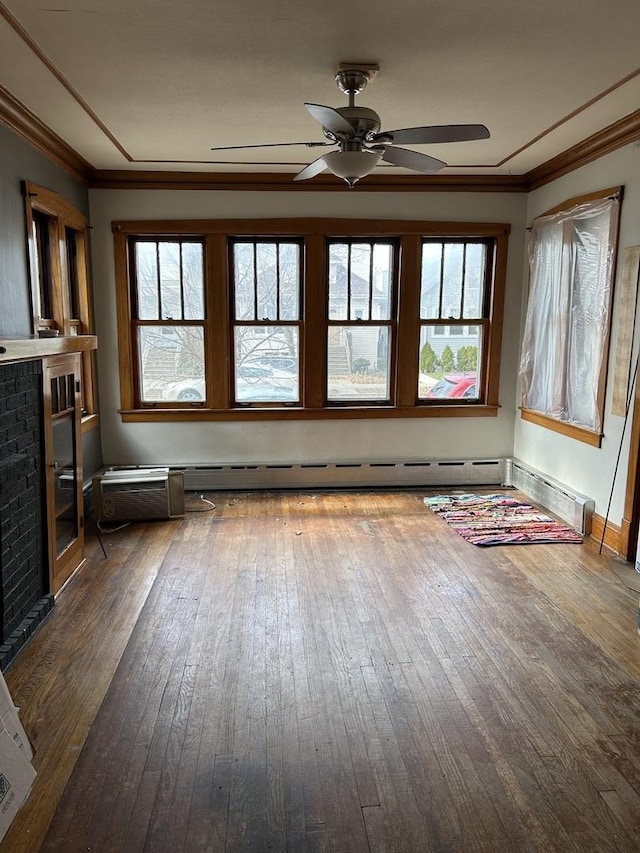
[164, 363, 298, 402]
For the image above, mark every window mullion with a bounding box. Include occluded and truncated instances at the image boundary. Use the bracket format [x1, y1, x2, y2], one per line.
[396, 235, 422, 407]
[347, 244, 352, 321]
[252, 243, 258, 321]
[484, 234, 507, 407]
[114, 230, 136, 411]
[155, 242, 162, 320]
[368, 243, 374, 321]
[304, 235, 326, 408]
[437, 243, 445, 319]
[276, 244, 282, 318]
[179, 242, 185, 320]
[459, 243, 467, 319]
[208, 233, 229, 409]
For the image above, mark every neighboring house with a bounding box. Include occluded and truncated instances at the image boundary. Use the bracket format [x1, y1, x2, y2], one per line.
[328, 261, 390, 373]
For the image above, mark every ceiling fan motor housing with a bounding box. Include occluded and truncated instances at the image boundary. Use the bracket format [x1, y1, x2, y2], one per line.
[322, 106, 382, 141]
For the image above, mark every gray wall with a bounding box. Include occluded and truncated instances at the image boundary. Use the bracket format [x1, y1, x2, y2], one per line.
[0, 123, 89, 337]
[90, 188, 527, 468]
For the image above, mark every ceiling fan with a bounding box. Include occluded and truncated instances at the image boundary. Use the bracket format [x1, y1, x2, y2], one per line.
[211, 63, 490, 187]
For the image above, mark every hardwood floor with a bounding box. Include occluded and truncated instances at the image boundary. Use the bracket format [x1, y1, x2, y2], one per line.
[4, 490, 640, 852]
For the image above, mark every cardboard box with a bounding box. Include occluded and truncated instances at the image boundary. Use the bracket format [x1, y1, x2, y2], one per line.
[0, 672, 36, 842]
[0, 728, 36, 842]
[0, 675, 32, 762]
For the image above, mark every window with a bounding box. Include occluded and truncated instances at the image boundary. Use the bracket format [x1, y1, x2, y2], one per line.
[113, 219, 509, 421]
[128, 238, 207, 405]
[519, 188, 621, 444]
[327, 240, 395, 402]
[231, 240, 301, 405]
[25, 182, 98, 424]
[418, 240, 490, 401]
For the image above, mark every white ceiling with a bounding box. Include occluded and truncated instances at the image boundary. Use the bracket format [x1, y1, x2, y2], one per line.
[1, 0, 639, 178]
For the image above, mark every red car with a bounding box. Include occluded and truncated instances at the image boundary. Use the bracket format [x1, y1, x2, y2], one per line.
[425, 374, 477, 399]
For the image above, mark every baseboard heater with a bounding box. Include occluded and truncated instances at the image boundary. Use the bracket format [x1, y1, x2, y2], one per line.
[504, 458, 594, 534]
[175, 459, 506, 491]
[93, 468, 185, 522]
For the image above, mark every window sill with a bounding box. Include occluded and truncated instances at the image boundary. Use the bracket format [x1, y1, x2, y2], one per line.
[520, 408, 602, 447]
[119, 405, 499, 422]
[81, 413, 100, 434]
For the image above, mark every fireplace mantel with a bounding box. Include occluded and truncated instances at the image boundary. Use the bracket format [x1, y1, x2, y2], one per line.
[0, 335, 97, 364]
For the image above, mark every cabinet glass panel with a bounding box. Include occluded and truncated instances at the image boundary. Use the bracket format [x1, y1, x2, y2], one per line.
[51, 375, 78, 557]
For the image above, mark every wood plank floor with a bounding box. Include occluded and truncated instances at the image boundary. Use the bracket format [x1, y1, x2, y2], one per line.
[5, 490, 640, 852]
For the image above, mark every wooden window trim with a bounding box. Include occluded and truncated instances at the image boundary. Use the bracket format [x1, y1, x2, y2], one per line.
[114, 218, 509, 421]
[24, 181, 99, 421]
[520, 407, 602, 448]
[118, 405, 500, 423]
[538, 186, 622, 219]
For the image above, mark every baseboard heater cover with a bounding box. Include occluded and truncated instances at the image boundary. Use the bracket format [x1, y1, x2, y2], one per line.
[172, 459, 506, 491]
[504, 458, 594, 534]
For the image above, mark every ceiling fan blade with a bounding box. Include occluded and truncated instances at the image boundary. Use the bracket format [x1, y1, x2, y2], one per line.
[293, 154, 329, 182]
[374, 124, 490, 145]
[304, 103, 355, 136]
[211, 141, 329, 151]
[379, 146, 446, 173]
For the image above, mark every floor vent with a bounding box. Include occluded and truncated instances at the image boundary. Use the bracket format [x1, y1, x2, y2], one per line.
[504, 458, 594, 534]
[174, 459, 506, 491]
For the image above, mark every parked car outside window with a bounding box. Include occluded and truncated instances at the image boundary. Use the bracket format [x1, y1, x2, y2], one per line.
[425, 374, 477, 399]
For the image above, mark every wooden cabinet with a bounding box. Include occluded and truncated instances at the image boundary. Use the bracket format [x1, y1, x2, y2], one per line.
[43, 354, 85, 593]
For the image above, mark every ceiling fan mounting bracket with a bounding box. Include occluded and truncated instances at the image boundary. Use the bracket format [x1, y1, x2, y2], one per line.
[334, 63, 380, 98]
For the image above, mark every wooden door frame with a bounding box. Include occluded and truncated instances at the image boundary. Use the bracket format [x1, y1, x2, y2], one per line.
[43, 353, 85, 594]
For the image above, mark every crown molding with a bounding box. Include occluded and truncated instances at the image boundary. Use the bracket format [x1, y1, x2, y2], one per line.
[3, 83, 640, 195]
[525, 108, 640, 190]
[0, 85, 92, 184]
[88, 170, 527, 192]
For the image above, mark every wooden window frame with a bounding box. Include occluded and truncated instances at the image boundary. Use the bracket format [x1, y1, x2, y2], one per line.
[519, 187, 622, 447]
[417, 237, 494, 404]
[113, 218, 510, 422]
[229, 238, 303, 408]
[326, 237, 398, 406]
[127, 237, 208, 408]
[24, 181, 99, 429]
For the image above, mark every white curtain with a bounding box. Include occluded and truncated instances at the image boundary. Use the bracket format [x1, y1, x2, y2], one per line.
[519, 196, 619, 432]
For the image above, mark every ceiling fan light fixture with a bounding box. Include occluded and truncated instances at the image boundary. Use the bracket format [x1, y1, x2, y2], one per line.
[323, 149, 382, 187]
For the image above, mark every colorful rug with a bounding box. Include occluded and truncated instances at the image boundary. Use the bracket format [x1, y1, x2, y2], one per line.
[423, 493, 583, 546]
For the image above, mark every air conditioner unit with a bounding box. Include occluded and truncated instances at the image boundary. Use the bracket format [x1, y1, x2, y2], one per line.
[93, 468, 184, 522]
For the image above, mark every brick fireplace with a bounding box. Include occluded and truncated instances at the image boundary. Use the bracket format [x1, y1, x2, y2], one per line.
[0, 360, 54, 668]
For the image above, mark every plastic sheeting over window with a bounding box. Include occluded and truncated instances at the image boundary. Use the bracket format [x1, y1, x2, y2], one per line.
[519, 194, 620, 433]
